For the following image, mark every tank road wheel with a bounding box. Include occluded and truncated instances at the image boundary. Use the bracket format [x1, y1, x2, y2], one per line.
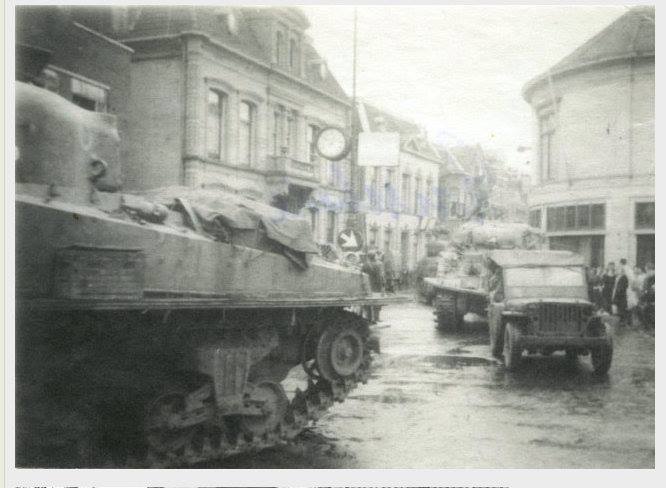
[316, 323, 365, 381]
[434, 294, 459, 331]
[591, 336, 613, 376]
[240, 381, 289, 439]
[143, 391, 195, 455]
[502, 323, 523, 371]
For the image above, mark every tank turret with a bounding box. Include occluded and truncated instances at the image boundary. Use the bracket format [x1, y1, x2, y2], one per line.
[16, 81, 122, 192]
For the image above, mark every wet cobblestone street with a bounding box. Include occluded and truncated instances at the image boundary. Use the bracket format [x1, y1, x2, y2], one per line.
[217, 300, 654, 468]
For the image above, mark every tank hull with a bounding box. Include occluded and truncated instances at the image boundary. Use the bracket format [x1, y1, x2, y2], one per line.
[15, 190, 388, 467]
[17, 192, 368, 301]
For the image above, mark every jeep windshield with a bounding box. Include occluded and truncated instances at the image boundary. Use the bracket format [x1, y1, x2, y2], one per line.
[503, 266, 588, 300]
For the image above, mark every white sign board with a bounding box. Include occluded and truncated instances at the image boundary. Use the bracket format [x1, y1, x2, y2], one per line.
[357, 132, 400, 167]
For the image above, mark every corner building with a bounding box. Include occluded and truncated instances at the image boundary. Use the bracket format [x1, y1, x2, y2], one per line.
[523, 6, 654, 268]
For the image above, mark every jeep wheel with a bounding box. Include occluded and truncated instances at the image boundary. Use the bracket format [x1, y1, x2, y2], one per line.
[591, 337, 613, 375]
[502, 323, 522, 371]
[434, 294, 459, 331]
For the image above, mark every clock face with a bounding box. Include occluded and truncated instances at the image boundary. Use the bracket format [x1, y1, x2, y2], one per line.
[315, 127, 350, 161]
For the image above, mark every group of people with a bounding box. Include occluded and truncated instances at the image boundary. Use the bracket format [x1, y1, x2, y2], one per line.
[358, 249, 398, 294]
[588, 259, 655, 328]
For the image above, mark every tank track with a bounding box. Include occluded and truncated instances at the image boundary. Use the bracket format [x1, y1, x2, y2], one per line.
[130, 335, 373, 468]
[434, 294, 459, 331]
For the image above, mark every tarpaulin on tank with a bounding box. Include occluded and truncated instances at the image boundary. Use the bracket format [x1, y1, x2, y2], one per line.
[140, 186, 319, 254]
[452, 221, 543, 249]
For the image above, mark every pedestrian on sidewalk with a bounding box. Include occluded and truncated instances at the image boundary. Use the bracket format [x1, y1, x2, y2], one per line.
[629, 265, 645, 326]
[613, 259, 630, 326]
[602, 262, 616, 314]
[362, 250, 385, 322]
[383, 249, 396, 293]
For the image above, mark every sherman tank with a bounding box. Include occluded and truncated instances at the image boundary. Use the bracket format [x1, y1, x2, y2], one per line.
[15, 80, 398, 467]
[426, 220, 544, 331]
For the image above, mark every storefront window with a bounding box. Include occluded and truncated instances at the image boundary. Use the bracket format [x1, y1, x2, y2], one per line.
[546, 204, 605, 232]
[529, 209, 541, 229]
[635, 202, 655, 229]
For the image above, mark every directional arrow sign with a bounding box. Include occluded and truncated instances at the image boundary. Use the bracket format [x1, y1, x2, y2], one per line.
[337, 229, 363, 252]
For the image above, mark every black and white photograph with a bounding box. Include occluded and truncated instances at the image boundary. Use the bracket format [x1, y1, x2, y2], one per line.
[5, 1, 658, 486]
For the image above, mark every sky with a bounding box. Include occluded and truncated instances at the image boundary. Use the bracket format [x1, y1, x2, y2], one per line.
[301, 5, 628, 175]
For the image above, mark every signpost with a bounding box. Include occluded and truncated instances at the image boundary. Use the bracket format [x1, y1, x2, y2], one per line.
[337, 228, 363, 252]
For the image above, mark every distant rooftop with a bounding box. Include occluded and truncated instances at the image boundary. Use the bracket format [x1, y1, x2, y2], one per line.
[523, 6, 654, 100]
[69, 5, 348, 103]
[358, 101, 441, 162]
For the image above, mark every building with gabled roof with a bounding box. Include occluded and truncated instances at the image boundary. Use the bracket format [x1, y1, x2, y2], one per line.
[356, 101, 442, 273]
[523, 6, 654, 268]
[68, 5, 354, 246]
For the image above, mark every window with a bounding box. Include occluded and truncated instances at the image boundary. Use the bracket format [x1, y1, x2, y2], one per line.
[326, 211, 336, 243]
[565, 206, 576, 230]
[273, 105, 285, 155]
[309, 207, 319, 239]
[529, 209, 541, 229]
[239, 101, 255, 165]
[276, 30, 286, 66]
[71, 78, 107, 112]
[539, 111, 556, 181]
[590, 204, 605, 229]
[287, 110, 298, 157]
[576, 205, 590, 228]
[635, 202, 655, 229]
[369, 227, 378, 248]
[384, 228, 392, 253]
[326, 161, 335, 186]
[425, 179, 433, 217]
[414, 177, 422, 215]
[207, 90, 226, 160]
[289, 37, 301, 75]
[385, 169, 395, 211]
[307, 124, 319, 162]
[401, 174, 411, 214]
[370, 167, 381, 210]
[546, 204, 605, 232]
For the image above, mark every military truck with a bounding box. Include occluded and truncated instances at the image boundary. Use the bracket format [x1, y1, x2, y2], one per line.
[487, 250, 612, 374]
[15, 73, 404, 467]
[426, 221, 544, 331]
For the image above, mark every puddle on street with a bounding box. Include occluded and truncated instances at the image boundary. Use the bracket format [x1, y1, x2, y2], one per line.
[423, 354, 496, 368]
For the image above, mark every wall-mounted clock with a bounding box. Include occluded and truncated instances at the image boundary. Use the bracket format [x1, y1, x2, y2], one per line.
[315, 126, 350, 161]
